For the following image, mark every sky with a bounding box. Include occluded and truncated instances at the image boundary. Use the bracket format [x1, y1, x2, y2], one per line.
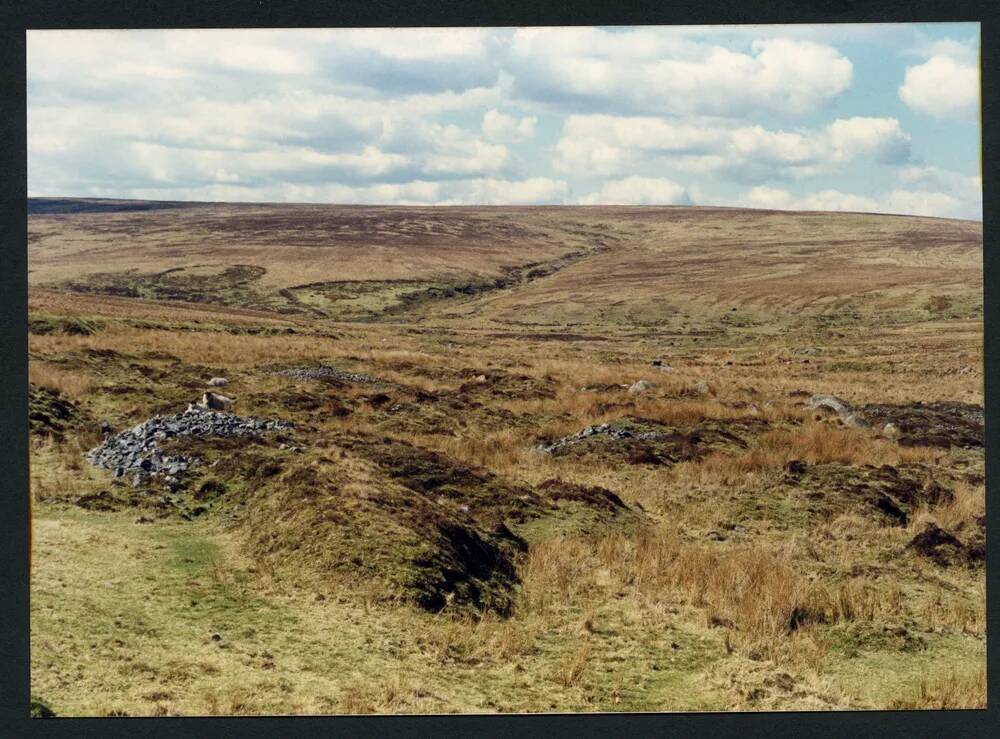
[26, 24, 982, 219]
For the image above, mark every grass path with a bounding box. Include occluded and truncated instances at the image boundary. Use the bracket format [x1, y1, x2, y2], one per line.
[31, 506, 728, 715]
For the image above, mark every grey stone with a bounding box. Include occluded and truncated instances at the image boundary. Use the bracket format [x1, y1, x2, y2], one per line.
[628, 379, 656, 395]
[806, 394, 852, 417]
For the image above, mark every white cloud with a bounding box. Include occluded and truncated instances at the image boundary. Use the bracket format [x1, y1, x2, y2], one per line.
[108, 177, 567, 206]
[481, 109, 537, 142]
[344, 28, 496, 60]
[25, 26, 980, 210]
[458, 177, 568, 205]
[555, 114, 910, 181]
[899, 53, 979, 118]
[510, 29, 852, 116]
[739, 172, 979, 218]
[742, 186, 879, 213]
[897, 165, 981, 199]
[578, 176, 692, 205]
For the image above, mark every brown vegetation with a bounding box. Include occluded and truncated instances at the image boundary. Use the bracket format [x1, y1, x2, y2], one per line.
[28, 202, 984, 715]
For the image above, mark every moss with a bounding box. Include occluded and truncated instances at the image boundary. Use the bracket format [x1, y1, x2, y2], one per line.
[29, 313, 104, 336]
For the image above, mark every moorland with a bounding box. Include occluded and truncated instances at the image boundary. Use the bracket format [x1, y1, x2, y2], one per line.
[27, 198, 985, 715]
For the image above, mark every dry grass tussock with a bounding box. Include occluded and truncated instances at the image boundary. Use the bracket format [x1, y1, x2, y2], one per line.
[679, 422, 940, 484]
[29, 362, 94, 398]
[887, 665, 986, 710]
[503, 391, 775, 427]
[30, 326, 340, 365]
[907, 480, 985, 532]
[522, 530, 922, 658]
[30, 436, 108, 504]
[423, 613, 541, 664]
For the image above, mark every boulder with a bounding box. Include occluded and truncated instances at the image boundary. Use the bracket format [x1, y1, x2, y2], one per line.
[693, 380, 712, 397]
[806, 394, 852, 417]
[882, 422, 901, 440]
[628, 379, 656, 395]
[843, 413, 870, 429]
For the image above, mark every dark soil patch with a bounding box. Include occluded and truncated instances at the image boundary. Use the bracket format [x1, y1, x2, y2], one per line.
[792, 463, 955, 526]
[906, 523, 984, 567]
[859, 401, 983, 449]
[537, 478, 629, 513]
[29, 384, 92, 440]
[75, 490, 123, 512]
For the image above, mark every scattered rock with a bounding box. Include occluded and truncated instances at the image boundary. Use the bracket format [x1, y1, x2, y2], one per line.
[270, 364, 380, 384]
[535, 417, 758, 467]
[858, 401, 983, 449]
[842, 413, 870, 429]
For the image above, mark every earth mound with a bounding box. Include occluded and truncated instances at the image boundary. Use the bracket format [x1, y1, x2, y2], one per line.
[29, 384, 91, 440]
[858, 401, 983, 449]
[204, 432, 643, 615]
[536, 417, 763, 466]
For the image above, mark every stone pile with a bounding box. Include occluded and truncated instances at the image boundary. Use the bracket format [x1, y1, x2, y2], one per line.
[536, 423, 663, 455]
[270, 365, 379, 384]
[86, 406, 292, 486]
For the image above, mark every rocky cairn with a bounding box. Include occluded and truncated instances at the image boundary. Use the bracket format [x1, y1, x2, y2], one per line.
[87, 406, 292, 487]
